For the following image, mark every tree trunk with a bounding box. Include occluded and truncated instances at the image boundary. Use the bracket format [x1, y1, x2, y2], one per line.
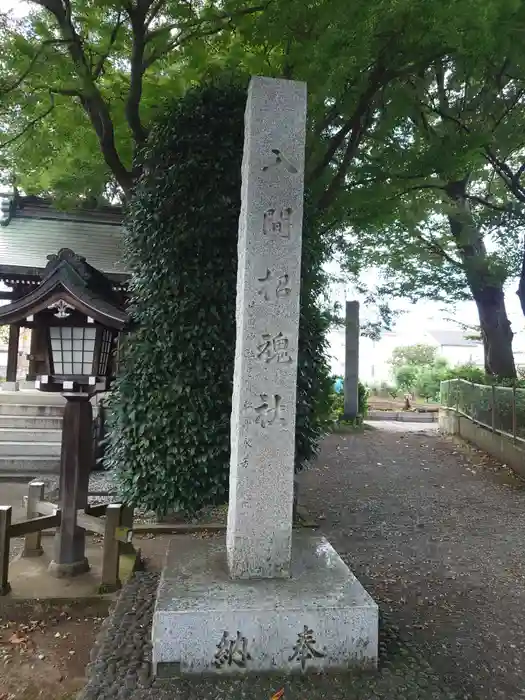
[517, 237, 525, 318]
[474, 286, 516, 378]
[446, 178, 516, 380]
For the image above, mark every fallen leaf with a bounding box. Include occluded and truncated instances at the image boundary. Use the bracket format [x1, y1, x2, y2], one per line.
[9, 632, 27, 645]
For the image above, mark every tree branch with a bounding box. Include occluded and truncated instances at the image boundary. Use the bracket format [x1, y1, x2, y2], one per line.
[93, 12, 123, 80]
[29, 0, 133, 195]
[318, 106, 373, 211]
[143, 1, 271, 66]
[412, 228, 462, 268]
[1, 39, 72, 95]
[125, 4, 149, 146]
[0, 93, 55, 149]
[485, 146, 525, 203]
[313, 58, 391, 210]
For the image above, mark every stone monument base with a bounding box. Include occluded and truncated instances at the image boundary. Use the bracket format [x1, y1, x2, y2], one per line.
[152, 532, 378, 676]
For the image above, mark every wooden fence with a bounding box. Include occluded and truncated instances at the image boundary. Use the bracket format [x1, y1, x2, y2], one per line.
[0, 481, 133, 596]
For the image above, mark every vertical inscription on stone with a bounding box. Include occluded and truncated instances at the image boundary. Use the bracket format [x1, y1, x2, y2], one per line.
[226, 77, 307, 580]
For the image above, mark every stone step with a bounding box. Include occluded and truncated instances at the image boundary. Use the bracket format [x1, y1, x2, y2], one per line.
[0, 456, 60, 476]
[0, 403, 64, 417]
[0, 441, 61, 457]
[0, 391, 66, 406]
[0, 415, 62, 430]
[0, 427, 62, 442]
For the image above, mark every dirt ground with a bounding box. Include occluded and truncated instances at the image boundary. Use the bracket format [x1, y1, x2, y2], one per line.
[0, 599, 109, 700]
[2, 422, 525, 699]
[298, 423, 525, 699]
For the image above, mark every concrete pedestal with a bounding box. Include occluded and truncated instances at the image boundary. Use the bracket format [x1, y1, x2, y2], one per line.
[2, 381, 19, 392]
[152, 532, 378, 676]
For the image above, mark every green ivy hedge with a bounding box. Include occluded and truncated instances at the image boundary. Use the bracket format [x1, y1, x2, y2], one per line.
[104, 80, 332, 515]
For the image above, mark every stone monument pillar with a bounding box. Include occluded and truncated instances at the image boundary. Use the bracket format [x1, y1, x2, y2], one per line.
[152, 76, 378, 677]
[226, 76, 306, 580]
[343, 300, 360, 420]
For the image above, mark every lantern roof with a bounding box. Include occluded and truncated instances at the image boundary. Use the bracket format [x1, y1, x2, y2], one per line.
[0, 248, 128, 329]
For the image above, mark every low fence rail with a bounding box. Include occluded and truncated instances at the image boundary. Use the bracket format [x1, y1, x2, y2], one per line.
[0, 481, 133, 595]
[440, 378, 525, 444]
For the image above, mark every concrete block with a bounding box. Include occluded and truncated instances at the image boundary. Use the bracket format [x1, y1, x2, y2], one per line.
[152, 532, 378, 676]
[2, 382, 19, 392]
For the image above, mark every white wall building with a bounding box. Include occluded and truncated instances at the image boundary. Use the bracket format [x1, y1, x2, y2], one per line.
[328, 328, 486, 385]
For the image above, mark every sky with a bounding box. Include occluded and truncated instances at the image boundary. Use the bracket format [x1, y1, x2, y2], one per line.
[0, 0, 27, 13]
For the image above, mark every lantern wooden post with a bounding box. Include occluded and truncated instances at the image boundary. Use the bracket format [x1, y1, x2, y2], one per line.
[48, 393, 93, 577]
[5, 323, 19, 386]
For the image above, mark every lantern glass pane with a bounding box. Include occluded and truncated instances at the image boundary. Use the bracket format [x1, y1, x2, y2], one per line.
[96, 329, 113, 376]
[50, 326, 99, 376]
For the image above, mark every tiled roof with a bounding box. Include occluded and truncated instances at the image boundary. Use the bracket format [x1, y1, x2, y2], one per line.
[428, 329, 480, 347]
[0, 195, 127, 276]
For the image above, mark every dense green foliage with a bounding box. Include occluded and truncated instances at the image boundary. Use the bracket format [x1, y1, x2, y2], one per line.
[390, 344, 438, 370]
[105, 80, 332, 513]
[105, 82, 244, 514]
[390, 344, 488, 402]
[295, 200, 334, 468]
[381, 343, 489, 401]
[1, 0, 524, 350]
[330, 379, 369, 423]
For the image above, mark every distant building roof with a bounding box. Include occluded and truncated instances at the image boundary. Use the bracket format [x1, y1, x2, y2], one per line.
[428, 329, 480, 348]
[0, 194, 127, 279]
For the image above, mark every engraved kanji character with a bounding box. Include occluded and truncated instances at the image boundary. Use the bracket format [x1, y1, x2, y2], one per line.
[288, 625, 325, 670]
[261, 148, 299, 174]
[263, 207, 292, 238]
[276, 273, 291, 298]
[272, 332, 292, 363]
[213, 631, 251, 668]
[254, 393, 285, 428]
[256, 332, 292, 364]
[257, 269, 272, 301]
[257, 269, 292, 301]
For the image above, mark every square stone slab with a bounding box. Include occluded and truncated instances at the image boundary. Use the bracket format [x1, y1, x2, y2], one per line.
[152, 532, 378, 675]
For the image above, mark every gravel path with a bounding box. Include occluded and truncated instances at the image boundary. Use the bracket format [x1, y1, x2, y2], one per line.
[298, 424, 525, 699]
[80, 423, 525, 699]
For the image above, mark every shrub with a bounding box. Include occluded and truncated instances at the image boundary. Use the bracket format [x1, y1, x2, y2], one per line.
[329, 379, 368, 422]
[446, 363, 487, 384]
[395, 365, 418, 392]
[386, 385, 399, 399]
[105, 79, 332, 515]
[414, 364, 449, 401]
[295, 199, 334, 468]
